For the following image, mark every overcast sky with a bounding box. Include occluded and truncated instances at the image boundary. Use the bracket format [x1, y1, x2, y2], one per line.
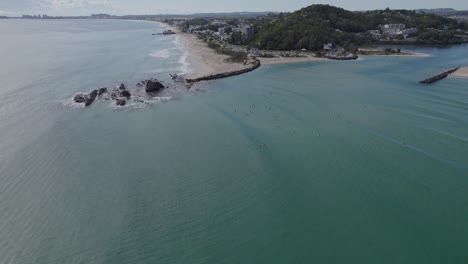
[1, 0, 467, 16]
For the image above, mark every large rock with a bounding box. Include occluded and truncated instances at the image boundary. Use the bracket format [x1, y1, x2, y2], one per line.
[111, 85, 131, 99]
[85, 90, 98, 107]
[145, 80, 165, 94]
[120, 90, 131, 99]
[98, 87, 108, 96]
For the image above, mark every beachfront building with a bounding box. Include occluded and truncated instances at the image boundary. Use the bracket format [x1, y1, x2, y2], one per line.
[218, 27, 225, 35]
[368, 30, 382, 39]
[188, 25, 201, 33]
[323, 43, 334, 51]
[400, 28, 419, 38]
[381, 24, 406, 34]
[380, 24, 406, 38]
[233, 24, 254, 38]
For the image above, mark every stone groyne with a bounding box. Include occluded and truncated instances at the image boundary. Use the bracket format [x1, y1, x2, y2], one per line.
[419, 68, 459, 84]
[186, 59, 261, 85]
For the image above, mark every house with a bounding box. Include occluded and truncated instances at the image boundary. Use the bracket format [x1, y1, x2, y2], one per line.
[323, 43, 334, 51]
[399, 28, 418, 38]
[218, 27, 225, 35]
[188, 25, 200, 33]
[368, 30, 382, 39]
[233, 24, 254, 38]
[381, 24, 406, 34]
[380, 24, 407, 38]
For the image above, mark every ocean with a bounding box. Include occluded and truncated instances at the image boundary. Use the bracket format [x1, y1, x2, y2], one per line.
[1, 19, 468, 264]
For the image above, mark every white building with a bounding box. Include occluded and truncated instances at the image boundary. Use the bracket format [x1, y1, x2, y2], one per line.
[400, 28, 418, 38]
[233, 24, 254, 38]
[323, 43, 334, 51]
[218, 27, 225, 35]
[380, 24, 406, 34]
[368, 30, 382, 39]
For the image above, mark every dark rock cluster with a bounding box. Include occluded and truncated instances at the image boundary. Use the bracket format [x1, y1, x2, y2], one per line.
[73, 79, 167, 107]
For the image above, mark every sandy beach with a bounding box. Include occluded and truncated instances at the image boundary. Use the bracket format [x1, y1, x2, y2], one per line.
[161, 23, 253, 79]
[178, 33, 254, 79]
[450, 66, 468, 79]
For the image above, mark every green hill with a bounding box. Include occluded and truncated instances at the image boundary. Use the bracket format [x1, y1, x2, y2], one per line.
[253, 5, 466, 51]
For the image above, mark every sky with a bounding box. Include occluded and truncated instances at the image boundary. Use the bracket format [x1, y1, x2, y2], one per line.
[1, 0, 467, 16]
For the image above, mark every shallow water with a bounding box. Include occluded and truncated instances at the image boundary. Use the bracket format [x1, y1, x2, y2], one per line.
[1, 19, 468, 264]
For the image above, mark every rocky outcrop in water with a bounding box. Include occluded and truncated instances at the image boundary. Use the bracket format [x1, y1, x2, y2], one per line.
[73, 90, 98, 107]
[111, 84, 131, 99]
[71, 77, 172, 108]
[98, 87, 108, 97]
[116, 99, 126, 106]
[145, 79, 165, 94]
[85, 90, 98, 107]
[419, 68, 459, 84]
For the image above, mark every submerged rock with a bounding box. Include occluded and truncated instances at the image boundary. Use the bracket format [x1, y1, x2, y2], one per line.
[116, 99, 126, 106]
[74, 93, 87, 103]
[145, 80, 165, 94]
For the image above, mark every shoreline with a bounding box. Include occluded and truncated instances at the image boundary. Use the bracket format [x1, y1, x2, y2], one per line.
[157, 22, 433, 83]
[158, 22, 333, 79]
[449, 66, 468, 79]
[161, 22, 255, 80]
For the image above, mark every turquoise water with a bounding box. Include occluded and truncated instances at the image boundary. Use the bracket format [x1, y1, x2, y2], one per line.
[1, 20, 468, 263]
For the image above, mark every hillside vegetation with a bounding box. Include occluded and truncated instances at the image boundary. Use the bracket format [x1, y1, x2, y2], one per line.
[253, 5, 466, 50]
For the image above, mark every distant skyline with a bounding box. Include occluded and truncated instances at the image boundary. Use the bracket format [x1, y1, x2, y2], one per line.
[1, 0, 468, 16]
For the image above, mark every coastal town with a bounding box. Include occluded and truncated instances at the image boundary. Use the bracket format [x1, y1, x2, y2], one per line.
[164, 15, 467, 61]
[16, 6, 468, 62]
[15, 5, 468, 84]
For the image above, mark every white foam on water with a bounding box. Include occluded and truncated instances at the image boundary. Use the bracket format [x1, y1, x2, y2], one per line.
[174, 35, 192, 75]
[110, 96, 173, 110]
[145, 67, 181, 74]
[178, 50, 191, 75]
[149, 49, 170, 59]
[62, 96, 85, 109]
